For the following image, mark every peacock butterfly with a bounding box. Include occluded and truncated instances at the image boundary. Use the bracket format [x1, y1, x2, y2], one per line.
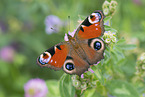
[37, 10, 105, 76]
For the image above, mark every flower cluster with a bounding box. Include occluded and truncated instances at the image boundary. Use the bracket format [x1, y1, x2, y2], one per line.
[135, 52, 145, 77]
[71, 73, 98, 93]
[103, 31, 117, 45]
[71, 62, 101, 93]
[24, 78, 48, 97]
[102, 0, 118, 16]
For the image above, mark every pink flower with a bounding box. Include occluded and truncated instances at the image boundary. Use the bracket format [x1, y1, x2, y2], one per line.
[64, 29, 76, 41]
[24, 78, 48, 97]
[0, 46, 15, 62]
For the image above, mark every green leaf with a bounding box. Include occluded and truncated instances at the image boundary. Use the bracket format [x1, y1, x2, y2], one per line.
[104, 25, 117, 33]
[83, 88, 102, 97]
[116, 38, 126, 45]
[116, 44, 136, 50]
[91, 65, 104, 85]
[104, 16, 112, 23]
[46, 80, 60, 97]
[106, 80, 139, 97]
[59, 74, 75, 97]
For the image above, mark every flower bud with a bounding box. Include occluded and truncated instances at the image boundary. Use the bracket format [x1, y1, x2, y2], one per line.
[72, 79, 81, 88]
[102, 1, 110, 9]
[103, 8, 110, 16]
[110, 0, 118, 8]
[105, 38, 111, 44]
[81, 82, 87, 89]
[112, 36, 117, 43]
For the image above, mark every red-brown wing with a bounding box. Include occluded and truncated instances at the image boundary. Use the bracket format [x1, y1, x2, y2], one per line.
[62, 46, 90, 76]
[75, 10, 105, 40]
[37, 42, 69, 70]
[77, 37, 105, 65]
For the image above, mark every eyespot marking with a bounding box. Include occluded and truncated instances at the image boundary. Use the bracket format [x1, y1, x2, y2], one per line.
[39, 52, 51, 65]
[94, 41, 102, 51]
[65, 63, 74, 71]
[88, 38, 104, 51]
[88, 12, 102, 24]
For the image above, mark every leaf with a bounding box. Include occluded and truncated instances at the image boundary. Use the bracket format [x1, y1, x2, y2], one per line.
[116, 44, 136, 50]
[46, 80, 60, 97]
[106, 80, 139, 97]
[91, 64, 104, 85]
[104, 25, 117, 33]
[59, 74, 75, 97]
[104, 16, 112, 23]
[83, 88, 102, 97]
[116, 38, 126, 45]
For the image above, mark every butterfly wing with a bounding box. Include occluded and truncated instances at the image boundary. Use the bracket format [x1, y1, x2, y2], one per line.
[74, 10, 105, 40]
[37, 42, 69, 70]
[61, 37, 105, 76]
[62, 44, 90, 76]
[77, 37, 105, 65]
[37, 41, 90, 76]
[37, 10, 105, 76]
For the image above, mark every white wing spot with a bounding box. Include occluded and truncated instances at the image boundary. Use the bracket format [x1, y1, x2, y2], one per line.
[95, 24, 98, 26]
[55, 61, 57, 63]
[96, 28, 98, 30]
[50, 60, 53, 63]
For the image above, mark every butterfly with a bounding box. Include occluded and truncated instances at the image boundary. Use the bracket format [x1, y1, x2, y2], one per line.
[37, 10, 105, 76]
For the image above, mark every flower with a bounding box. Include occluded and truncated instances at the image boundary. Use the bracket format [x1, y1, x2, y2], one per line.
[103, 31, 117, 44]
[45, 15, 62, 34]
[64, 29, 76, 41]
[102, 0, 118, 16]
[138, 52, 145, 63]
[24, 78, 48, 97]
[0, 46, 15, 62]
[102, 1, 110, 9]
[103, 8, 110, 16]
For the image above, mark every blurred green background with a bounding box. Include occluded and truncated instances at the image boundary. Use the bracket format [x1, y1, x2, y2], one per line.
[0, 0, 145, 96]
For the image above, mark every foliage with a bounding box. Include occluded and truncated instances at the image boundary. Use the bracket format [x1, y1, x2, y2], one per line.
[0, 0, 145, 97]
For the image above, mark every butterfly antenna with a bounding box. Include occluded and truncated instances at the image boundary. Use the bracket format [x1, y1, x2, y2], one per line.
[68, 16, 70, 33]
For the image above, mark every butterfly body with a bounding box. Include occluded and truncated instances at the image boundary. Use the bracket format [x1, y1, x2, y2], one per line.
[37, 10, 105, 76]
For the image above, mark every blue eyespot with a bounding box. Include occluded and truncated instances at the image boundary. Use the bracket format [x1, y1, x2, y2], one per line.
[96, 12, 101, 20]
[94, 41, 102, 51]
[65, 63, 74, 71]
[39, 58, 46, 65]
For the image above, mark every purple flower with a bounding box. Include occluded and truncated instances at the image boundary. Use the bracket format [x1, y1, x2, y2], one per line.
[0, 46, 15, 62]
[64, 29, 76, 41]
[24, 78, 48, 97]
[45, 15, 62, 34]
